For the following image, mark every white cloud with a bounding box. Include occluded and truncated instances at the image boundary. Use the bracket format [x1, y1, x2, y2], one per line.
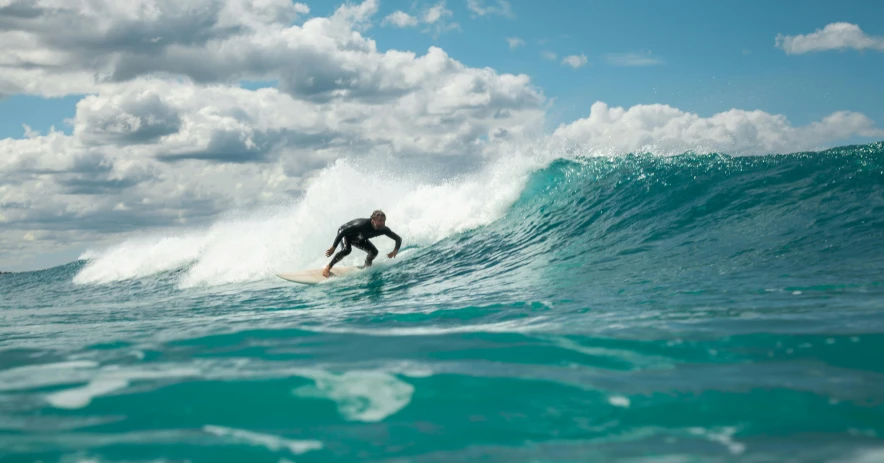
[552, 101, 884, 156]
[381, 2, 458, 37]
[467, 0, 514, 18]
[0, 0, 462, 102]
[604, 52, 664, 66]
[0, 0, 546, 270]
[424, 3, 451, 23]
[776, 22, 884, 54]
[506, 37, 525, 50]
[421, 2, 459, 37]
[382, 11, 419, 28]
[0, 0, 317, 96]
[561, 53, 587, 69]
[541, 51, 557, 61]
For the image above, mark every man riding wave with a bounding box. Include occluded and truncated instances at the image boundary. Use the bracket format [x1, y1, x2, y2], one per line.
[323, 210, 401, 277]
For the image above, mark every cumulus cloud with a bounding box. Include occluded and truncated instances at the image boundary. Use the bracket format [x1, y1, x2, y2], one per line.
[0, 0, 453, 99]
[74, 92, 182, 146]
[0, 0, 547, 270]
[552, 101, 884, 156]
[382, 11, 419, 28]
[381, 2, 458, 37]
[604, 52, 664, 66]
[467, 0, 514, 18]
[423, 3, 450, 23]
[561, 53, 587, 69]
[422, 2, 459, 37]
[0, 0, 316, 96]
[506, 37, 525, 50]
[1, 66, 544, 221]
[776, 22, 884, 54]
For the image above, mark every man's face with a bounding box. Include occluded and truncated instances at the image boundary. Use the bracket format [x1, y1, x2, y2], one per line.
[372, 216, 386, 229]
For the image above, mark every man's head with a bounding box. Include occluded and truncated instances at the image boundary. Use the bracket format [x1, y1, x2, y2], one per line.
[370, 209, 386, 229]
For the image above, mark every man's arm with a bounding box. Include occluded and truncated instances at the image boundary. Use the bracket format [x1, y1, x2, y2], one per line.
[384, 228, 402, 252]
[331, 229, 346, 250]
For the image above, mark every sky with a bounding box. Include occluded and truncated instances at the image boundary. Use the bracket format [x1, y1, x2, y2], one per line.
[1, 0, 883, 271]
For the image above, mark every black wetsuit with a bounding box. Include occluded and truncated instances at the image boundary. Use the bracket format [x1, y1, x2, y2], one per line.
[328, 218, 402, 268]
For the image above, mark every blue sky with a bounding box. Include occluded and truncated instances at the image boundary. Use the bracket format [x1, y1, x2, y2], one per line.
[3, 0, 882, 140]
[369, 0, 884, 130]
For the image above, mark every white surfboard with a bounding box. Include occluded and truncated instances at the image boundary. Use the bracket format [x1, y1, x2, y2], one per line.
[275, 265, 362, 285]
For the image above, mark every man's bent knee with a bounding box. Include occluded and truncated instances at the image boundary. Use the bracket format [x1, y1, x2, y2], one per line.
[330, 248, 351, 266]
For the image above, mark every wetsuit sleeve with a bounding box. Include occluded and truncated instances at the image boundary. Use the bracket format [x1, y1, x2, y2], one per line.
[331, 231, 344, 249]
[384, 228, 402, 251]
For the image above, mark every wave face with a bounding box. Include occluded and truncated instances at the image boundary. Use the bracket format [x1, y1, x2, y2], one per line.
[2, 142, 884, 462]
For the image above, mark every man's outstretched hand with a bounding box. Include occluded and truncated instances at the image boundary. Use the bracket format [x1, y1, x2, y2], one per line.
[387, 250, 398, 259]
[325, 246, 335, 257]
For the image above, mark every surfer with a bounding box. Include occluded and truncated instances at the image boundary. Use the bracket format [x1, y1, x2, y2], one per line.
[323, 210, 402, 277]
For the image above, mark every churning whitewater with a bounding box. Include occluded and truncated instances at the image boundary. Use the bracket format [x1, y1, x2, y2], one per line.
[71, 151, 548, 289]
[2, 142, 884, 463]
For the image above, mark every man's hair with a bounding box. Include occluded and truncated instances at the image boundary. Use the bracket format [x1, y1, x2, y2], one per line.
[371, 209, 386, 219]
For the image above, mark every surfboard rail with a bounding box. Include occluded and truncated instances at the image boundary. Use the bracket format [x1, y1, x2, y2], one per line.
[276, 265, 362, 284]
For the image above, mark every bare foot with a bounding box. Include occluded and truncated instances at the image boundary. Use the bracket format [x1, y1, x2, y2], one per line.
[322, 266, 331, 278]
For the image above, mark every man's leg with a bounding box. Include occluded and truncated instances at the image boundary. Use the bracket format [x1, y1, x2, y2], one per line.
[323, 237, 352, 277]
[352, 239, 379, 268]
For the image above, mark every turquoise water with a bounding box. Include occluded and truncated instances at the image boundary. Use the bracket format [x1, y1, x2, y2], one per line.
[2, 143, 884, 462]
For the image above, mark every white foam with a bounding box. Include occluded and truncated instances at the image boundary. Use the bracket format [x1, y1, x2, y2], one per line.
[40, 365, 202, 409]
[608, 395, 631, 408]
[203, 425, 322, 455]
[547, 336, 675, 370]
[72, 150, 547, 288]
[0, 360, 99, 392]
[73, 231, 207, 285]
[292, 370, 414, 422]
[300, 317, 553, 336]
[840, 448, 884, 463]
[687, 426, 746, 455]
[46, 378, 129, 409]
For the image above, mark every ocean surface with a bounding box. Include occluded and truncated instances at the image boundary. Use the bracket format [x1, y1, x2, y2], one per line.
[2, 142, 884, 462]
